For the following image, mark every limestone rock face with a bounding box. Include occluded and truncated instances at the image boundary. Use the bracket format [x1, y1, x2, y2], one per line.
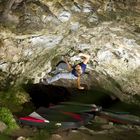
[0, 0, 140, 105]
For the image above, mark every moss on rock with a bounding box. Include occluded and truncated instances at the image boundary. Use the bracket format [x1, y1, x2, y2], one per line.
[0, 107, 19, 132]
[0, 87, 30, 112]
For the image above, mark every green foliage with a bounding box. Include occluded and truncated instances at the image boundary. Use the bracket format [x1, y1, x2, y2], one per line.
[0, 107, 19, 131]
[0, 87, 30, 112]
[0, 134, 11, 140]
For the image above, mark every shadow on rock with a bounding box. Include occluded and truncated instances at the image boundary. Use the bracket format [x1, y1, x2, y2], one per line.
[23, 83, 71, 108]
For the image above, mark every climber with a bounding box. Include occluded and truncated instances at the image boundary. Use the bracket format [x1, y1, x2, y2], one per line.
[40, 53, 90, 90]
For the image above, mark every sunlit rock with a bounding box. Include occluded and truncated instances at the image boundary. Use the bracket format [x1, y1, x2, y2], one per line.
[58, 11, 71, 22]
[30, 35, 63, 48]
[16, 136, 26, 140]
[71, 4, 81, 12]
[70, 22, 80, 31]
[88, 13, 99, 24]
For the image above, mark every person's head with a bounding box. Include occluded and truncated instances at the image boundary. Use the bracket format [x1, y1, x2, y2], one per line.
[75, 65, 83, 75]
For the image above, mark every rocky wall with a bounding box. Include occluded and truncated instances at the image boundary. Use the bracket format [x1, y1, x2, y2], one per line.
[0, 0, 140, 105]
